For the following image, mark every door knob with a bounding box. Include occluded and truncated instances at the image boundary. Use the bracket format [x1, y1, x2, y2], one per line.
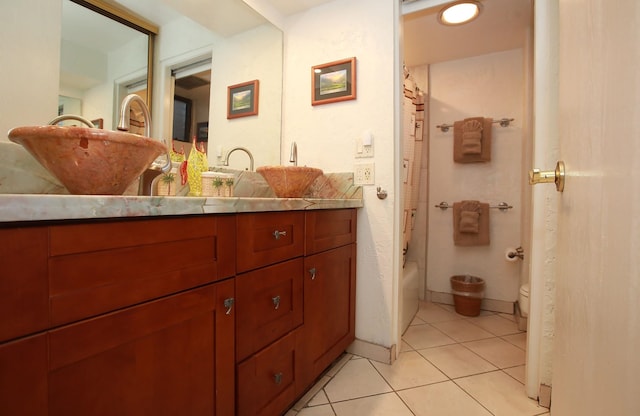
[529, 161, 565, 192]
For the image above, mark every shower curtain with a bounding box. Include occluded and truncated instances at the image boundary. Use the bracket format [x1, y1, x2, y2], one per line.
[402, 73, 425, 264]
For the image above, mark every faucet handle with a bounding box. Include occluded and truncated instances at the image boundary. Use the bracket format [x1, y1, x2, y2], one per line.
[289, 142, 298, 166]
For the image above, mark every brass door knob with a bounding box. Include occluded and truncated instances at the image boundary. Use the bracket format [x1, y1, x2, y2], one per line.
[529, 161, 565, 192]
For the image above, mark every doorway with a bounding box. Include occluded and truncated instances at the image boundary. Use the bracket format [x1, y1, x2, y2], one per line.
[401, 0, 536, 399]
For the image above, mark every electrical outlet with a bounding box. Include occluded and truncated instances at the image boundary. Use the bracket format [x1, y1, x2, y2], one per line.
[355, 163, 375, 185]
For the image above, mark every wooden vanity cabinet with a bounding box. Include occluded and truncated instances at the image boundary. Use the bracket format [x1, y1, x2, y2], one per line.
[0, 215, 237, 416]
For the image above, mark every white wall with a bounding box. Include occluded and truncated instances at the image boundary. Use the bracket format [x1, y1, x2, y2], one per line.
[427, 49, 524, 303]
[282, 0, 399, 348]
[0, 0, 61, 139]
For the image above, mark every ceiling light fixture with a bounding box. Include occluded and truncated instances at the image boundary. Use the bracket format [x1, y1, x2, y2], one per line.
[438, 1, 482, 26]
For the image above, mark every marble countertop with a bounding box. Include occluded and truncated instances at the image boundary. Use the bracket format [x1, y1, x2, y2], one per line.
[0, 194, 363, 223]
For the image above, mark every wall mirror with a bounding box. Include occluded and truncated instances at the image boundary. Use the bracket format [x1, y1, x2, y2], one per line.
[61, 0, 284, 168]
[60, 0, 156, 130]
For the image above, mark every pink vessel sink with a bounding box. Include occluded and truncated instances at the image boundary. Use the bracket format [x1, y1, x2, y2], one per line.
[8, 125, 168, 195]
[256, 166, 323, 198]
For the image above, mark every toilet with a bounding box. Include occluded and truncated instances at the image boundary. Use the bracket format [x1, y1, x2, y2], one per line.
[519, 282, 530, 318]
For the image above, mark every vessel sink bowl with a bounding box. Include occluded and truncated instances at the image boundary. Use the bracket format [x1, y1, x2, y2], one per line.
[256, 166, 323, 198]
[8, 125, 168, 195]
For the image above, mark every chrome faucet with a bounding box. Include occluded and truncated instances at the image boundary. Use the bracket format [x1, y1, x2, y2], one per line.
[117, 94, 172, 195]
[289, 141, 298, 166]
[117, 94, 151, 137]
[222, 147, 254, 171]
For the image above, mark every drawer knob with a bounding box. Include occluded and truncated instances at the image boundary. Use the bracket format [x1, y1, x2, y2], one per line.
[274, 372, 283, 385]
[223, 297, 235, 315]
[272, 295, 281, 310]
[309, 267, 317, 280]
[272, 230, 287, 240]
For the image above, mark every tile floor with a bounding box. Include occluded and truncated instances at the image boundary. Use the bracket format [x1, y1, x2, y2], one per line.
[286, 301, 550, 416]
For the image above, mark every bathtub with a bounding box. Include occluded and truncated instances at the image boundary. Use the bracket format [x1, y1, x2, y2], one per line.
[401, 261, 420, 334]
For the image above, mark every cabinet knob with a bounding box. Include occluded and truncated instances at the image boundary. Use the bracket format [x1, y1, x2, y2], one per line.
[309, 267, 317, 280]
[274, 372, 283, 385]
[272, 295, 281, 310]
[223, 297, 234, 315]
[272, 230, 287, 240]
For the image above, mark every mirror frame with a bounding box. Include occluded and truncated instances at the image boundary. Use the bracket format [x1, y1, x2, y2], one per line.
[69, 0, 158, 111]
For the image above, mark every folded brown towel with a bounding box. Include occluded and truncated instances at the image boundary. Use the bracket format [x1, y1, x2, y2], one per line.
[459, 211, 480, 233]
[453, 200, 490, 246]
[453, 117, 492, 163]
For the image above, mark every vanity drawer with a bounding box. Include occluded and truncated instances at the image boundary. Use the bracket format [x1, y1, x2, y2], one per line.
[236, 211, 304, 273]
[236, 329, 299, 416]
[305, 209, 357, 255]
[48, 215, 236, 326]
[236, 258, 303, 362]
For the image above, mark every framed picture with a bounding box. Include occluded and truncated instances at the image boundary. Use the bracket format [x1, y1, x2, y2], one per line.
[227, 80, 259, 119]
[197, 122, 209, 142]
[311, 57, 356, 106]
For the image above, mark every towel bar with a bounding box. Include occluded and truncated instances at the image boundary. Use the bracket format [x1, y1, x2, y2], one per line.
[436, 118, 515, 133]
[434, 201, 513, 211]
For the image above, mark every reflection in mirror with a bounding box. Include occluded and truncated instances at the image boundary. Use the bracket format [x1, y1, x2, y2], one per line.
[59, 0, 156, 130]
[172, 64, 211, 149]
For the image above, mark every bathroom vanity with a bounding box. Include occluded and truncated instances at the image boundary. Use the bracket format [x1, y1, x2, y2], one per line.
[0, 196, 359, 416]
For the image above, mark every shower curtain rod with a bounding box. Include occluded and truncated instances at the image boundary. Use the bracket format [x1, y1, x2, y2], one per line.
[435, 118, 514, 132]
[434, 202, 513, 212]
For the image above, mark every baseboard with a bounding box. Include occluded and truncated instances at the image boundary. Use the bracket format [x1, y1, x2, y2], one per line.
[346, 338, 396, 365]
[428, 290, 515, 315]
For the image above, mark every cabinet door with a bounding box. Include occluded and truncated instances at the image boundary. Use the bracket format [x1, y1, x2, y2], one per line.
[48, 282, 235, 416]
[301, 244, 356, 386]
[236, 258, 303, 362]
[0, 333, 48, 415]
[0, 226, 48, 342]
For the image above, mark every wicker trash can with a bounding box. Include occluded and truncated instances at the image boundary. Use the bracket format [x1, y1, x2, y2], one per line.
[450, 275, 485, 317]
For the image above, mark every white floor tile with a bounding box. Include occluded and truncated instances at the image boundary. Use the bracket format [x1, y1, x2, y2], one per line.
[502, 332, 528, 350]
[371, 350, 448, 390]
[332, 393, 414, 416]
[323, 358, 392, 403]
[455, 371, 545, 416]
[432, 319, 496, 342]
[297, 404, 336, 416]
[403, 324, 456, 350]
[503, 365, 526, 384]
[415, 302, 460, 323]
[468, 314, 522, 336]
[398, 381, 493, 416]
[418, 343, 497, 379]
[464, 337, 526, 368]
[307, 390, 330, 407]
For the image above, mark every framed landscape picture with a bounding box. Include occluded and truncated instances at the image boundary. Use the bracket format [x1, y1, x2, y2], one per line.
[311, 57, 356, 106]
[227, 80, 259, 119]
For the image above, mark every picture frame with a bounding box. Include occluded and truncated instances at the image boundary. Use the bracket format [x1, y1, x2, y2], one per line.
[196, 122, 209, 142]
[227, 80, 259, 119]
[311, 57, 356, 106]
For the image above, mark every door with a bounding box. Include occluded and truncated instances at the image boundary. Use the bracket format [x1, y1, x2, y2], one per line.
[547, 0, 640, 413]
